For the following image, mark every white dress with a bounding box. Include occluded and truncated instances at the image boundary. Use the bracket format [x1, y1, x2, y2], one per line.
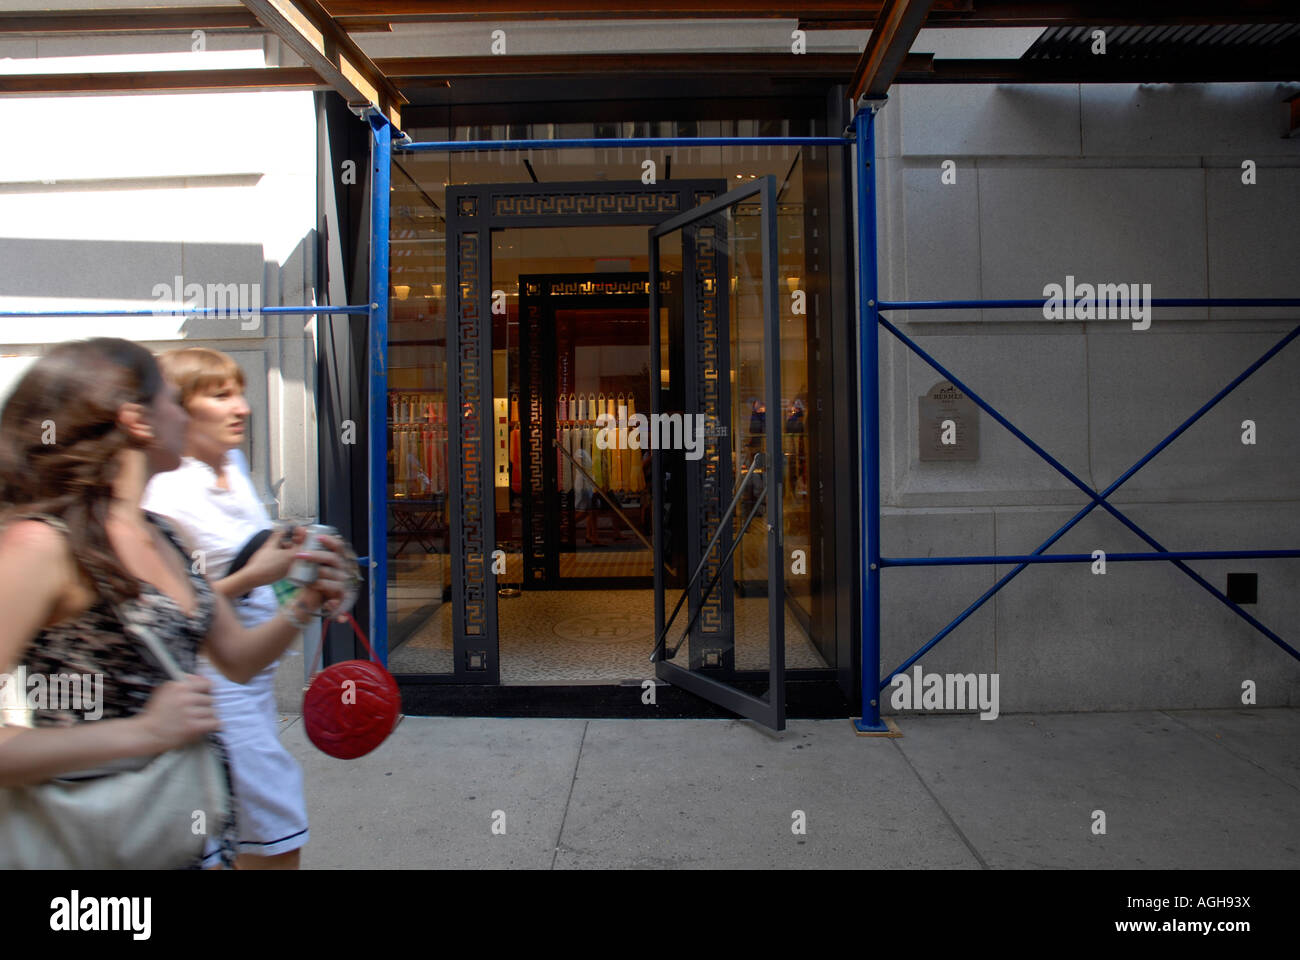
[142, 449, 309, 862]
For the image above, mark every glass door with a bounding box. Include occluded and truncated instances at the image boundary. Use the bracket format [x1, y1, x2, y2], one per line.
[649, 176, 786, 730]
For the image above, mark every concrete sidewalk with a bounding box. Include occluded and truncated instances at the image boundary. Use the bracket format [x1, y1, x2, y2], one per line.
[275, 708, 1300, 869]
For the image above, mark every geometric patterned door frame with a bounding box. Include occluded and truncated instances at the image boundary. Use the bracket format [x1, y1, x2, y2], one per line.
[444, 179, 726, 682]
[518, 271, 667, 590]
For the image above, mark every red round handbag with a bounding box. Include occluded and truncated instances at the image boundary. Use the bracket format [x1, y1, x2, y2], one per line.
[303, 613, 402, 759]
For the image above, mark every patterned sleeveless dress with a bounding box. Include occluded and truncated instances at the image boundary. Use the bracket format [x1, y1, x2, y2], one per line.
[14, 510, 238, 868]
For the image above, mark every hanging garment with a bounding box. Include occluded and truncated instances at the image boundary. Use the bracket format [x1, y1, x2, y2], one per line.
[609, 396, 621, 490]
[571, 426, 582, 497]
[608, 396, 622, 491]
[574, 426, 585, 502]
[580, 424, 594, 497]
[591, 425, 606, 491]
[405, 426, 416, 495]
[606, 398, 617, 493]
[574, 426, 592, 509]
[391, 427, 402, 497]
[398, 427, 411, 497]
[593, 394, 607, 490]
[616, 396, 628, 489]
[431, 403, 441, 494]
[423, 425, 434, 497]
[433, 400, 446, 496]
[560, 426, 572, 492]
[559, 421, 569, 489]
[403, 423, 415, 496]
[411, 426, 426, 496]
[415, 426, 429, 496]
[407, 426, 420, 496]
[623, 395, 635, 488]
[625, 397, 644, 493]
[509, 422, 521, 494]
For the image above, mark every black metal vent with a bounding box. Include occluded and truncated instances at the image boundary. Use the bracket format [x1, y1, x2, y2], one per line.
[1024, 22, 1300, 60]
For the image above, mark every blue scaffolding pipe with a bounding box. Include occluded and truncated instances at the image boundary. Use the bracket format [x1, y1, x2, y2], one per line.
[0, 306, 371, 318]
[853, 104, 888, 734]
[368, 113, 391, 666]
[875, 313, 1300, 686]
[397, 136, 847, 153]
[884, 550, 1300, 567]
[878, 298, 1300, 310]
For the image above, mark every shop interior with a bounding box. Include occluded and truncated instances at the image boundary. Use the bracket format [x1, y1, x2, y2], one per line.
[381, 121, 839, 685]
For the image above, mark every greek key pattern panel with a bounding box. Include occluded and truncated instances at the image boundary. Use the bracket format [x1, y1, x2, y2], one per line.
[493, 191, 681, 219]
[549, 278, 672, 297]
[525, 302, 546, 580]
[556, 312, 574, 549]
[693, 224, 725, 636]
[457, 230, 485, 637]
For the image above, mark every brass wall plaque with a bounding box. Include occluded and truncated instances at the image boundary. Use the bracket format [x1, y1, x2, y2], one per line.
[919, 380, 979, 461]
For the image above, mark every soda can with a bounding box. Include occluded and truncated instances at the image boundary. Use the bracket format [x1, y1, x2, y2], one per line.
[288, 524, 338, 586]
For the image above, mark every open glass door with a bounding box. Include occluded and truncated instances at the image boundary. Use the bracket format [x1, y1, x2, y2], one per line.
[649, 176, 785, 730]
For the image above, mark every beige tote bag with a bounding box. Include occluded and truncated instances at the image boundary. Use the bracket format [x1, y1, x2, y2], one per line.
[0, 609, 231, 870]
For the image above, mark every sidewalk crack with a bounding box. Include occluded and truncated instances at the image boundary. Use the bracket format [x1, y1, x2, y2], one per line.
[891, 738, 989, 869]
[551, 720, 588, 870]
[1159, 709, 1300, 796]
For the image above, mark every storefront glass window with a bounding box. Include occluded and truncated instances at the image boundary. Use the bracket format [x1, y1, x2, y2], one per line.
[385, 111, 845, 680]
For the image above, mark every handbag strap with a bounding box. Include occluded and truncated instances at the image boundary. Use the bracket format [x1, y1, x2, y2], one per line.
[109, 601, 188, 683]
[306, 611, 377, 678]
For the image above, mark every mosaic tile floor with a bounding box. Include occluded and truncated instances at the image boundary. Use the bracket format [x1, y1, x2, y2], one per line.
[384, 510, 809, 589]
[386, 588, 829, 682]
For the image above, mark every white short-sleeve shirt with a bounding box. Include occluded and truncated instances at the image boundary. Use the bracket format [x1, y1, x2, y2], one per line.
[142, 449, 280, 629]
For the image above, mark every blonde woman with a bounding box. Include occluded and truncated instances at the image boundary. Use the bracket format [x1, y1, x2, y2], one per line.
[142, 347, 328, 869]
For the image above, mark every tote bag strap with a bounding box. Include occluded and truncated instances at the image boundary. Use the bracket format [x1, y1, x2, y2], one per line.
[7, 511, 187, 682]
[109, 602, 188, 683]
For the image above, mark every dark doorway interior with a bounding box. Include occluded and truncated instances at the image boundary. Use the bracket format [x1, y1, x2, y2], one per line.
[513, 273, 678, 591]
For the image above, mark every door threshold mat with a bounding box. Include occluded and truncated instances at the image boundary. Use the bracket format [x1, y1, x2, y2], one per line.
[396, 678, 853, 720]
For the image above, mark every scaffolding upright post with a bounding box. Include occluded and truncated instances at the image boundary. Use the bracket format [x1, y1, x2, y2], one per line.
[367, 111, 391, 665]
[854, 101, 888, 733]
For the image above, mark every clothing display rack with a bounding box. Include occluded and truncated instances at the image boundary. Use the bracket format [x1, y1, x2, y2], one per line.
[556, 391, 647, 505]
[389, 391, 448, 502]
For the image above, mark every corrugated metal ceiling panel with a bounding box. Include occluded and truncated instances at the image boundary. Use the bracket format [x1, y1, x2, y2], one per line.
[1024, 22, 1300, 59]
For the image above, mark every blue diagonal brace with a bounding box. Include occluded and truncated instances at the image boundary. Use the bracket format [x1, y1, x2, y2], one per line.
[880, 317, 1300, 688]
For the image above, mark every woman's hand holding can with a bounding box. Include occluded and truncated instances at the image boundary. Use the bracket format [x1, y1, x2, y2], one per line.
[290, 528, 361, 622]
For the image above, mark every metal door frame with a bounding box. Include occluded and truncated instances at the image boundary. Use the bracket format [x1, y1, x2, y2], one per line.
[442, 179, 726, 683]
[518, 271, 664, 590]
[649, 175, 787, 730]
